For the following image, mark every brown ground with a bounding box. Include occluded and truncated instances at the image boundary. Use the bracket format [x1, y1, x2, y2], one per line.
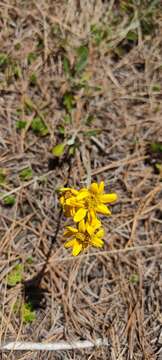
[0, 1, 162, 359]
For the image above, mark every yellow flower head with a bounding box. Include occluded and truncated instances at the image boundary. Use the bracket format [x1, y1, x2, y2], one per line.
[64, 219, 104, 256]
[65, 181, 117, 222]
[59, 187, 82, 218]
[59, 181, 117, 256]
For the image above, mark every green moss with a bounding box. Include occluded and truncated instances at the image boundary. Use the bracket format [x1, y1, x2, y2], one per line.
[19, 167, 33, 181]
[21, 303, 36, 324]
[129, 273, 139, 284]
[7, 264, 23, 286]
[16, 120, 27, 130]
[3, 195, 16, 206]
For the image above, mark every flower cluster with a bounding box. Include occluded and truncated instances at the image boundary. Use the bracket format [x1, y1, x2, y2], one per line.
[59, 181, 117, 256]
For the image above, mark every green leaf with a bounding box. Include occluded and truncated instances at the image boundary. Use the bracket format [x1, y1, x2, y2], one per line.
[63, 56, 71, 76]
[83, 129, 101, 137]
[31, 117, 49, 136]
[90, 25, 107, 45]
[24, 96, 35, 111]
[3, 195, 16, 206]
[63, 93, 74, 113]
[7, 264, 23, 286]
[155, 163, 162, 176]
[0, 168, 7, 184]
[16, 120, 27, 130]
[85, 115, 94, 126]
[126, 31, 138, 41]
[152, 84, 160, 92]
[63, 114, 72, 124]
[52, 143, 65, 157]
[29, 73, 37, 86]
[0, 53, 8, 67]
[150, 142, 162, 153]
[21, 303, 36, 324]
[13, 65, 22, 79]
[19, 167, 33, 181]
[68, 145, 76, 156]
[58, 125, 65, 135]
[75, 46, 89, 74]
[26, 256, 33, 264]
[27, 52, 38, 65]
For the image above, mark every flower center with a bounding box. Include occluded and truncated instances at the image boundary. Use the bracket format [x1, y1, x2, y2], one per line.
[85, 194, 98, 210]
[76, 232, 90, 248]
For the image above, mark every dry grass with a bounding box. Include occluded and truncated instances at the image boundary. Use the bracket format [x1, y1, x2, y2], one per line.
[0, 1, 162, 359]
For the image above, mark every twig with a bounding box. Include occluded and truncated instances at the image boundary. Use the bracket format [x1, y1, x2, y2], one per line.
[0, 170, 54, 200]
[48, 243, 162, 264]
[90, 155, 147, 176]
[1, 338, 109, 351]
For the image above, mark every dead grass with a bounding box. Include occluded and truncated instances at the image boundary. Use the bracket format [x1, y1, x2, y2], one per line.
[0, 0, 162, 359]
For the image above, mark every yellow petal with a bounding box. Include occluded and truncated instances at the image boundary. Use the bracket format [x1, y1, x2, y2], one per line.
[66, 226, 78, 233]
[74, 208, 87, 222]
[86, 223, 94, 236]
[77, 189, 89, 200]
[70, 207, 76, 216]
[96, 204, 111, 215]
[96, 228, 104, 238]
[63, 230, 75, 238]
[98, 181, 104, 193]
[78, 219, 86, 233]
[72, 241, 82, 256]
[100, 193, 117, 203]
[59, 196, 65, 205]
[88, 208, 96, 222]
[91, 217, 101, 229]
[66, 198, 77, 206]
[59, 187, 71, 192]
[89, 183, 99, 193]
[66, 198, 84, 207]
[64, 239, 76, 248]
[91, 237, 104, 248]
[59, 187, 78, 195]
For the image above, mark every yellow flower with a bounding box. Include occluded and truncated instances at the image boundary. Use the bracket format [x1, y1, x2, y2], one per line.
[64, 219, 104, 256]
[65, 181, 117, 222]
[59, 187, 82, 217]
